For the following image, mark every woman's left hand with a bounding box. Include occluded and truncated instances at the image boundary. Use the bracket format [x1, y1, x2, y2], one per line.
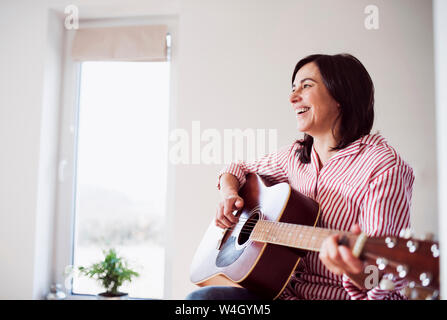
[319, 224, 364, 276]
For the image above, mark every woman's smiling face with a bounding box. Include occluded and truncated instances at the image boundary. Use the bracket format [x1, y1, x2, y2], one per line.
[290, 62, 341, 138]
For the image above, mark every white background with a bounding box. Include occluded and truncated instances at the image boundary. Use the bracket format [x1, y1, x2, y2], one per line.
[0, 0, 444, 299]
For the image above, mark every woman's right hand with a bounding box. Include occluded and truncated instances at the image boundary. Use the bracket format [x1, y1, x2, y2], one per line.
[216, 173, 245, 229]
[215, 193, 245, 229]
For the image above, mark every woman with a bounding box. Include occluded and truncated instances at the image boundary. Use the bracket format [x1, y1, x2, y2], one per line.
[187, 53, 414, 300]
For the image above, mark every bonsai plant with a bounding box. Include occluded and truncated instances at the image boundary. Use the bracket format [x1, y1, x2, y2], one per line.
[78, 248, 139, 299]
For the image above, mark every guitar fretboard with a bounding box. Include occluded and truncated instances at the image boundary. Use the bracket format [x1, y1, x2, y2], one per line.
[250, 220, 342, 252]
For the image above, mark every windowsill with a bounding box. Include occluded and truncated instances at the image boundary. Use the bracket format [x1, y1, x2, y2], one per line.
[64, 293, 160, 300]
[65, 293, 97, 300]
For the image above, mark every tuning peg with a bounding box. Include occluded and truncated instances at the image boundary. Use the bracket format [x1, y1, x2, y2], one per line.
[431, 244, 440, 258]
[385, 237, 397, 248]
[376, 257, 388, 270]
[399, 228, 412, 239]
[419, 272, 432, 287]
[396, 265, 409, 278]
[406, 240, 419, 253]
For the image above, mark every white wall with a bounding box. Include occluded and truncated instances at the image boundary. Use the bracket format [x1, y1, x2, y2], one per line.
[33, 8, 65, 299]
[0, 0, 439, 299]
[434, 0, 447, 300]
[0, 0, 59, 299]
[174, 0, 437, 298]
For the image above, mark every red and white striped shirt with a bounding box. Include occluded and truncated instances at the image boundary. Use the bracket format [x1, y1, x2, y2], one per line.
[218, 133, 414, 300]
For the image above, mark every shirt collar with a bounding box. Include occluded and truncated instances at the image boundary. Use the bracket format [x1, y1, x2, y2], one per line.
[311, 133, 386, 172]
[359, 132, 387, 146]
[332, 133, 386, 160]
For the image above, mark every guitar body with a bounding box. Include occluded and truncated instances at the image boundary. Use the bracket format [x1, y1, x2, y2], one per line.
[190, 173, 320, 299]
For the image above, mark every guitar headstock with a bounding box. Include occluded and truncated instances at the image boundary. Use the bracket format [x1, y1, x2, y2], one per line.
[361, 229, 440, 300]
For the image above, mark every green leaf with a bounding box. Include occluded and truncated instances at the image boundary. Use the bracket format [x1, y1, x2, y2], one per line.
[76, 248, 139, 294]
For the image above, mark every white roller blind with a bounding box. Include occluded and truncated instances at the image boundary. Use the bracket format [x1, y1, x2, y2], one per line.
[71, 25, 168, 61]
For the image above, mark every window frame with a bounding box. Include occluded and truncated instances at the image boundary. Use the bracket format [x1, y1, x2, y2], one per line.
[53, 16, 178, 299]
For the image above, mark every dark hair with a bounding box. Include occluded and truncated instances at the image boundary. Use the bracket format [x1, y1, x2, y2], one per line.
[292, 53, 375, 163]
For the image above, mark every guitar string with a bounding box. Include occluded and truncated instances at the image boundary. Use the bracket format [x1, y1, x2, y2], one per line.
[228, 229, 340, 244]
[221, 221, 315, 232]
[219, 219, 332, 239]
[233, 230, 330, 239]
[218, 218, 321, 232]
[225, 229, 331, 243]
[221, 210, 346, 234]
[216, 209, 338, 239]
[219, 218, 320, 232]
[220, 217, 351, 237]
[216, 215, 356, 246]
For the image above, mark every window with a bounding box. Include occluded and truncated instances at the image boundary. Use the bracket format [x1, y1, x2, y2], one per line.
[70, 61, 170, 299]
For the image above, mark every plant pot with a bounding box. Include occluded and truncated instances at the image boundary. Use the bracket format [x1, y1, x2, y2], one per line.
[97, 292, 129, 300]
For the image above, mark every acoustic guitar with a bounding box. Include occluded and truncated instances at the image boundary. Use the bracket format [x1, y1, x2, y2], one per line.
[190, 173, 440, 300]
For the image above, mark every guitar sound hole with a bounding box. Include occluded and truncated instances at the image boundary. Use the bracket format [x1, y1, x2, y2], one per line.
[237, 212, 259, 245]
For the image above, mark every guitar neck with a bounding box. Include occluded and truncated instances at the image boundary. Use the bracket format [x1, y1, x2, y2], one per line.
[250, 220, 349, 252]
